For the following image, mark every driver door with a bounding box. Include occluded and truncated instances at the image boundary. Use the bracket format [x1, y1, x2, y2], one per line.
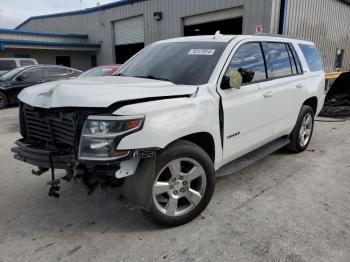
[218, 42, 274, 165]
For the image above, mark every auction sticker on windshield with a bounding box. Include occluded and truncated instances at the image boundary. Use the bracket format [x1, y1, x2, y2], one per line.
[188, 49, 216, 56]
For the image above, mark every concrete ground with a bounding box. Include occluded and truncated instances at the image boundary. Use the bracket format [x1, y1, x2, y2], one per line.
[0, 106, 349, 262]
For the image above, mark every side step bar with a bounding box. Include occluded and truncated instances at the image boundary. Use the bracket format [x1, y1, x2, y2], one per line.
[216, 137, 290, 177]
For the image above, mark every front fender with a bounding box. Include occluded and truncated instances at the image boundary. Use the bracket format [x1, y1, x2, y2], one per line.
[114, 92, 222, 163]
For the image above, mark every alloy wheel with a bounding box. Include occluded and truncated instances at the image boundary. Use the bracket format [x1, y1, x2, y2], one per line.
[299, 113, 313, 147]
[152, 158, 207, 217]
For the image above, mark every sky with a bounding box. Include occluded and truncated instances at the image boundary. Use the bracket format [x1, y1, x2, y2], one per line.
[0, 0, 118, 29]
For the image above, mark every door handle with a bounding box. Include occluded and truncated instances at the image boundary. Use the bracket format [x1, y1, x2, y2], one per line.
[37, 80, 45, 83]
[296, 83, 304, 88]
[263, 91, 273, 98]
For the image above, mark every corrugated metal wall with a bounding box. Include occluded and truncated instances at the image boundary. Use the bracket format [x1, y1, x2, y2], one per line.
[19, 0, 275, 65]
[284, 0, 350, 71]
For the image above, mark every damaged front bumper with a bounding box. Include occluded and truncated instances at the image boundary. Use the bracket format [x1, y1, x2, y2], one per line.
[11, 139, 157, 211]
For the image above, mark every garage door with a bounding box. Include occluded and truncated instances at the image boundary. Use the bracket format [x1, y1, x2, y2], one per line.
[114, 16, 144, 46]
[184, 7, 243, 27]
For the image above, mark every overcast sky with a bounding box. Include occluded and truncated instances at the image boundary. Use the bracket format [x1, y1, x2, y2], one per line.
[0, 0, 118, 29]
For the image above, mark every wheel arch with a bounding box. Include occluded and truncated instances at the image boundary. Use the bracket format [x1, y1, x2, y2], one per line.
[303, 96, 318, 115]
[166, 132, 216, 163]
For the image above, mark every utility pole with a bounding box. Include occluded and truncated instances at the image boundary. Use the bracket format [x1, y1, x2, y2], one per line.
[80, 0, 82, 9]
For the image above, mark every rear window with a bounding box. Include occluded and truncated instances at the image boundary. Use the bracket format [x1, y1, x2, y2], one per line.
[20, 60, 35, 67]
[299, 44, 323, 72]
[0, 60, 16, 71]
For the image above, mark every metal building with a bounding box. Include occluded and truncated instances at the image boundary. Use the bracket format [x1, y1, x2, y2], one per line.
[7, 0, 350, 71]
[0, 29, 100, 70]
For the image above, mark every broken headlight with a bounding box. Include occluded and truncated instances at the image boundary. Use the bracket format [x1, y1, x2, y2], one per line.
[79, 115, 144, 161]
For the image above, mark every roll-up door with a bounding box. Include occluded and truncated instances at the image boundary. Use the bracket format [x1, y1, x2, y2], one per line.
[184, 8, 243, 36]
[114, 16, 144, 46]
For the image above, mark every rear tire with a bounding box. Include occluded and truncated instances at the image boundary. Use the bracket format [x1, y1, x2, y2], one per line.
[0, 91, 8, 109]
[287, 105, 314, 153]
[147, 140, 215, 227]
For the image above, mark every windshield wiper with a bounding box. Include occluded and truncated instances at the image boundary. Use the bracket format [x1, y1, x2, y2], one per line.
[133, 75, 173, 83]
[114, 72, 127, 77]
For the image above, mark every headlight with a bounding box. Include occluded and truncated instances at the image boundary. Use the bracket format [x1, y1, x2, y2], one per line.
[79, 115, 144, 161]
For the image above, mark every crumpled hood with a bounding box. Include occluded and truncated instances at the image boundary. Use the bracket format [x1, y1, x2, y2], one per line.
[18, 76, 197, 108]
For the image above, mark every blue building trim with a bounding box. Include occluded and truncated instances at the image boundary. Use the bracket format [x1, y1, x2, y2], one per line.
[16, 0, 147, 29]
[278, 0, 288, 34]
[0, 39, 100, 49]
[0, 28, 88, 39]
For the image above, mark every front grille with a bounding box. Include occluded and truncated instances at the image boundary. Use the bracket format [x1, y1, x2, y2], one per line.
[22, 105, 78, 152]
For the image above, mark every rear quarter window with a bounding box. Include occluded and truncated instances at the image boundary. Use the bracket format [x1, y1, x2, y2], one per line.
[299, 44, 323, 72]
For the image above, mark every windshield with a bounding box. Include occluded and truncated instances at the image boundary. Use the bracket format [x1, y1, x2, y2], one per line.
[79, 66, 119, 78]
[116, 41, 228, 85]
[0, 67, 24, 81]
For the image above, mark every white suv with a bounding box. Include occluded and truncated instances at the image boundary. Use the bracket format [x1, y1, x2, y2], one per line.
[12, 34, 325, 226]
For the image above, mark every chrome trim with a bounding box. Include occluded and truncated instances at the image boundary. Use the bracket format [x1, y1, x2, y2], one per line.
[87, 114, 145, 121]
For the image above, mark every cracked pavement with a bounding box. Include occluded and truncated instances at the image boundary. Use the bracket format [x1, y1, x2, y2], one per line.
[0, 106, 349, 262]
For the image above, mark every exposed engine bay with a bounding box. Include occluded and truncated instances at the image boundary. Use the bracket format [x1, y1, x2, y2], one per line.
[11, 102, 157, 209]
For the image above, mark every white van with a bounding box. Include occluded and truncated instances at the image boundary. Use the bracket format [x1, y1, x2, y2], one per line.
[0, 58, 38, 75]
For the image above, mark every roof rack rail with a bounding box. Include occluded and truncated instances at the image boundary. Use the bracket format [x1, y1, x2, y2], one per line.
[254, 33, 306, 41]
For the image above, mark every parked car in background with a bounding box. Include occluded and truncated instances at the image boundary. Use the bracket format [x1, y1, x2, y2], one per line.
[0, 58, 38, 76]
[0, 65, 81, 109]
[79, 65, 121, 78]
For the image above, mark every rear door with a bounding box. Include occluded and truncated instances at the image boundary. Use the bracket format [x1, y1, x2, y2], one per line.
[218, 41, 274, 164]
[258, 42, 306, 137]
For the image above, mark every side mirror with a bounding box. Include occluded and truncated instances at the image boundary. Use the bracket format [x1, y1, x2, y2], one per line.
[16, 75, 26, 82]
[221, 70, 242, 90]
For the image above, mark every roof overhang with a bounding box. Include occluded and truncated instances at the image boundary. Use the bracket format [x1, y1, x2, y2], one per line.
[0, 28, 88, 38]
[16, 0, 147, 29]
[0, 39, 100, 52]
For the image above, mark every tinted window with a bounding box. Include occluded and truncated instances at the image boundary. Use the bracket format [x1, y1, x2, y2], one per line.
[20, 60, 35, 66]
[289, 44, 303, 73]
[299, 44, 323, 72]
[47, 67, 68, 76]
[0, 60, 16, 71]
[286, 45, 298, 75]
[225, 42, 266, 83]
[21, 68, 44, 79]
[262, 42, 293, 78]
[117, 42, 227, 85]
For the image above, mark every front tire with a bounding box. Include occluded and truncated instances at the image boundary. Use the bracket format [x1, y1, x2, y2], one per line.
[0, 91, 8, 109]
[148, 140, 215, 226]
[287, 105, 315, 153]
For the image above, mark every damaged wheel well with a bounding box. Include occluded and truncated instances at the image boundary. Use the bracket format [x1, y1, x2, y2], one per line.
[303, 97, 318, 114]
[179, 132, 215, 163]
